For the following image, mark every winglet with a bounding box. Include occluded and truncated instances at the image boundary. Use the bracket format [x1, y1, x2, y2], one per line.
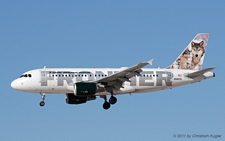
[148, 59, 154, 65]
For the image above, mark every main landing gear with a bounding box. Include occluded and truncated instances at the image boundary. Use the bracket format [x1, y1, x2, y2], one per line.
[101, 95, 117, 110]
[39, 93, 45, 107]
[109, 95, 117, 105]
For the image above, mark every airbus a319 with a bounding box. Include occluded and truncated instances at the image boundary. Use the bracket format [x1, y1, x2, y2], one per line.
[11, 33, 215, 110]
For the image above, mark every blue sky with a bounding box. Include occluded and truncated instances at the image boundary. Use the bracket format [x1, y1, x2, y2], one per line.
[0, 1, 224, 141]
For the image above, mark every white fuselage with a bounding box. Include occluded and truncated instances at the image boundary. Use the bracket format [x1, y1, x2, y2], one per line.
[11, 68, 214, 96]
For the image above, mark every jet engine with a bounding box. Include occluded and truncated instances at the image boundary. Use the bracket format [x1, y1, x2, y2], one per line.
[66, 94, 96, 104]
[73, 82, 105, 96]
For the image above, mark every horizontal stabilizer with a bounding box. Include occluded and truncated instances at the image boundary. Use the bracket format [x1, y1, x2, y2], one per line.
[186, 67, 215, 78]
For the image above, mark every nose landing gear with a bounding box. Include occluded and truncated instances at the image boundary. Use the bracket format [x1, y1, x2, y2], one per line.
[39, 93, 45, 107]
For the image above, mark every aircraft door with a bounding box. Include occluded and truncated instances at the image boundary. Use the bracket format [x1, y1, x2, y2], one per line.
[165, 70, 173, 82]
[40, 69, 47, 82]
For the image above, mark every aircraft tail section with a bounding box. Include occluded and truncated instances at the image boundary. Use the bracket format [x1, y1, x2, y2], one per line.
[168, 33, 209, 70]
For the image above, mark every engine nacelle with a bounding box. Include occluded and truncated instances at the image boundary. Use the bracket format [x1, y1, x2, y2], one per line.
[74, 82, 97, 96]
[65, 94, 96, 104]
[66, 94, 87, 104]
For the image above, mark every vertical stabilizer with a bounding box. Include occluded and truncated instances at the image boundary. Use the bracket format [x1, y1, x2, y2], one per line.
[168, 33, 209, 70]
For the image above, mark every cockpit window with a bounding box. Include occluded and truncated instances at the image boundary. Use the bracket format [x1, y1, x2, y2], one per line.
[20, 74, 32, 78]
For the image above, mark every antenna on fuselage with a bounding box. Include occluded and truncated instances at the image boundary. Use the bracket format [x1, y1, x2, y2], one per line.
[43, 66, 46, 69]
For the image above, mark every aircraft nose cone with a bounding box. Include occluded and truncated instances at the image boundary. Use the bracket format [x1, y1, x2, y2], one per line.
[11, 80, 17, 89]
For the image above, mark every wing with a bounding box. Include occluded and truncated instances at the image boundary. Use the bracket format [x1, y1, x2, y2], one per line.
[95, 59, 154, 93]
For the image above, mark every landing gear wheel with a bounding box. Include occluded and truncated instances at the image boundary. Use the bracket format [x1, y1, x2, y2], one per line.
[103, 102, 110, 110]
[40, 93, 46, 107]
[109, 96, 117, 105]
[40, 101, 45, 107]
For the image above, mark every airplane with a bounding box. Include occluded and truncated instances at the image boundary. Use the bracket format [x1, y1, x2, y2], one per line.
[11, 33, 215, 110]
